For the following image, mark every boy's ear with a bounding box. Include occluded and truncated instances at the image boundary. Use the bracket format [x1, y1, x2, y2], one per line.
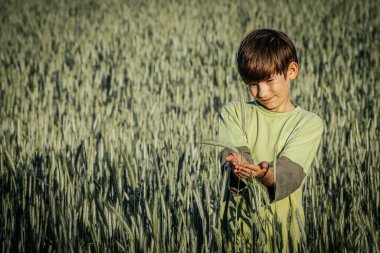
[287, 62, 298, 80]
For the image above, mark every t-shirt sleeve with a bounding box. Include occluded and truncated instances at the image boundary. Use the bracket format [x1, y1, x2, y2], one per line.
[218, 103, 251, 194]
[273, 115, 324, 202]
[218, 103, 248, 148]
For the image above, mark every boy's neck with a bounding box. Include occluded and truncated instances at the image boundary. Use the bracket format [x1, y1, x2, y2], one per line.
[277, 100, 295, 112]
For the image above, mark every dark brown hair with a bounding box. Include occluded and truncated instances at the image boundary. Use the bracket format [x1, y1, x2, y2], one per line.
[237, 29, 298, 84]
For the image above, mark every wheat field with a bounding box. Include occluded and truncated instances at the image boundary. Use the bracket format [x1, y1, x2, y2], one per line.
[0, 0, 379, 252]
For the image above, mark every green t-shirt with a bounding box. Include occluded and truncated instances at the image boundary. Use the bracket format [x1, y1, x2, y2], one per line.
[218, 100, 323, 252]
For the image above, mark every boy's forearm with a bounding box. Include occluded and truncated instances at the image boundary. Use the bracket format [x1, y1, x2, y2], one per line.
[260, 168, 275, 201]
[260, 156, 308, 202]
[261, 168, 274, 187]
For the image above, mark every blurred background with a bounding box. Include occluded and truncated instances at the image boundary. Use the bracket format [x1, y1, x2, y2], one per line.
[0, 0, 379, 252]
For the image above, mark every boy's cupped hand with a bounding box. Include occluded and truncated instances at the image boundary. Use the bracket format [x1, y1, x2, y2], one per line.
[225, 153, 268, 180]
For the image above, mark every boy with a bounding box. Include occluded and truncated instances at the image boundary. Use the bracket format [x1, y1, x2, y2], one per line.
[218, 29, 323, 252]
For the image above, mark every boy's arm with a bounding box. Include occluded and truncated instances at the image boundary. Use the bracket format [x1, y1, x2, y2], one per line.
[264, 116, 323, 202]
[230, 115, 323, 202]
[218, 103, 252, 194]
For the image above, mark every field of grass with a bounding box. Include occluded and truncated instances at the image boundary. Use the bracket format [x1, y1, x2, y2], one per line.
[1, 0, 379, 252]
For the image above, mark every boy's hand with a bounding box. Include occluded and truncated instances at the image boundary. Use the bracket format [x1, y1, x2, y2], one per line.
[225, 154, 269, 180]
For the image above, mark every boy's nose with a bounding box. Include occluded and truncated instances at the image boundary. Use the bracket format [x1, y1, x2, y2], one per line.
[257, 85, 269, 98]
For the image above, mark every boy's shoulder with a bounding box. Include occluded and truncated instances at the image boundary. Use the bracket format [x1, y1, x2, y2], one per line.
[289, 106, 324, 134]
[221, 100, 260, 113]
[220, 101, 243, 117]
[295, 107, 323, 127]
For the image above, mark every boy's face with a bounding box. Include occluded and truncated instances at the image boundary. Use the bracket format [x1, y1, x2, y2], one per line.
[247, 62, 298, 112]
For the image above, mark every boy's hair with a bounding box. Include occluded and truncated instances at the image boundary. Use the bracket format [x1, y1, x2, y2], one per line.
[237, 29, 298, 84]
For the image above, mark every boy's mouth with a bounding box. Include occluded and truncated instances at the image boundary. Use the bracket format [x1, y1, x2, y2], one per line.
[260, 97, 274, 103]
